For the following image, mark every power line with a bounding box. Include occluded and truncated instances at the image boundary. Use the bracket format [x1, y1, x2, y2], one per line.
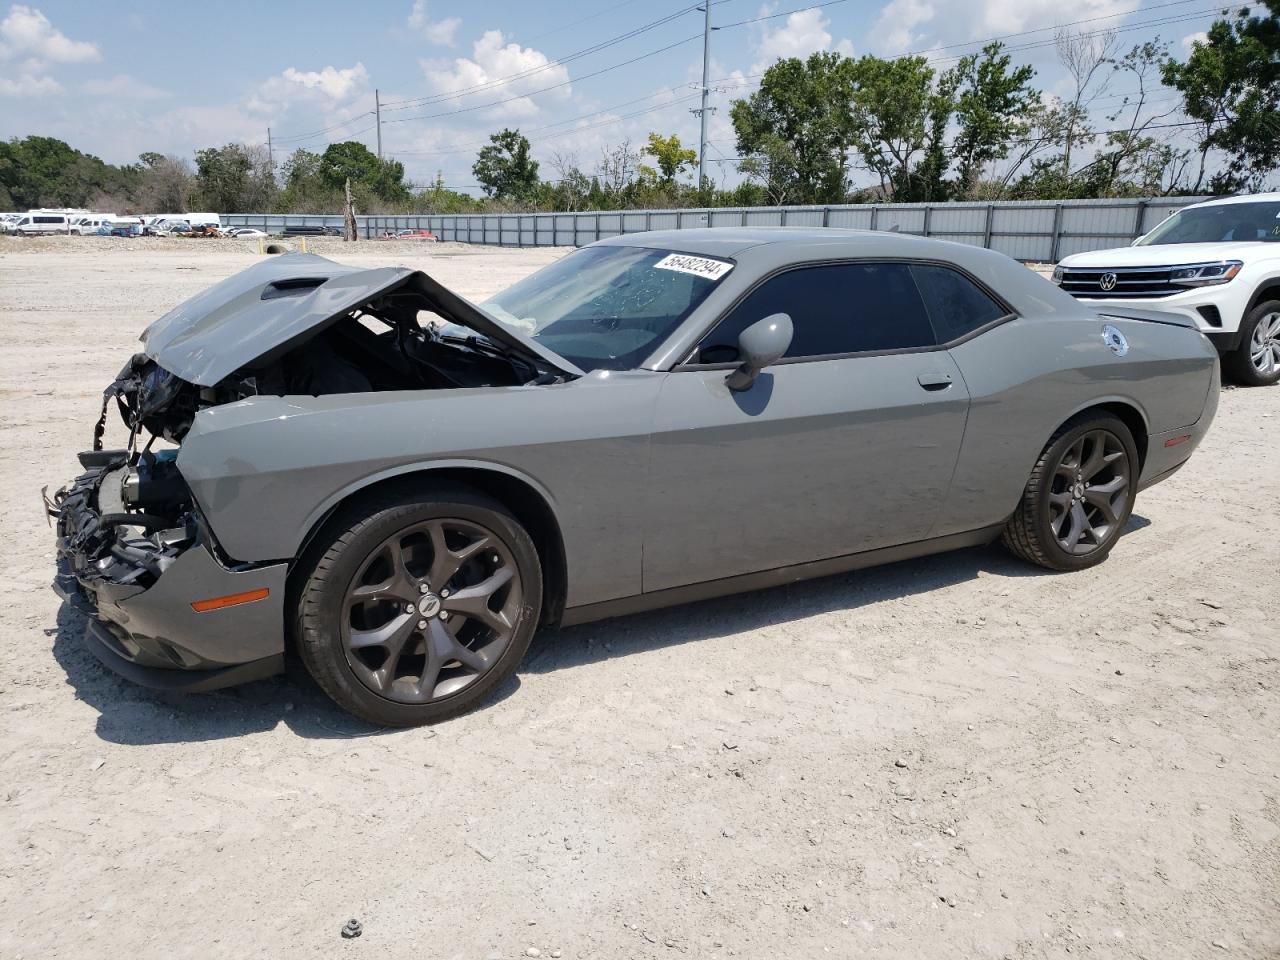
[379, 3, 703, 112]
[382, 0, 852, 128]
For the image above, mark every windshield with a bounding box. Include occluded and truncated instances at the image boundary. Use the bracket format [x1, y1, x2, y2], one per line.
[481, 245, 733, 371]
[1137, 200, 1280, 245]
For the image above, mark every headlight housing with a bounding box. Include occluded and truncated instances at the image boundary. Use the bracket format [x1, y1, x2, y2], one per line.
[1051, 265, 1064, 284]
[1169, 261, 1243, 286]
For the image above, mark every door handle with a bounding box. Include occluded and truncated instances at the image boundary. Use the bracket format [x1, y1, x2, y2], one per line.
[917, 371, 953, 391]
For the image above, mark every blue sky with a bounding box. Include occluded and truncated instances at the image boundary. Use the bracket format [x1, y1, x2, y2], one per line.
[0, 0, 1225, 194]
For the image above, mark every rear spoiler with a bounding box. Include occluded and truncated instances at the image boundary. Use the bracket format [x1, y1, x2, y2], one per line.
[1095, 306, 1197, 329]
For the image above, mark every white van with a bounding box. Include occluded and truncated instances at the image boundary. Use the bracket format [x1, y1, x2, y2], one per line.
[10, 212, 72, 235]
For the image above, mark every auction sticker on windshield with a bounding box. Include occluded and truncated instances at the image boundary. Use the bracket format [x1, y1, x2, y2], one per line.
[653, 253, 734, 280]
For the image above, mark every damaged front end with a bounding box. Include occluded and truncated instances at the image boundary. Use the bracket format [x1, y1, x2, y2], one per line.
[50, 445, 289, 689]
[50, 252, 573, 690]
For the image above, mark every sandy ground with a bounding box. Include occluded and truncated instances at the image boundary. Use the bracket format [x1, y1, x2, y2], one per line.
[0, 236, 1277, 960]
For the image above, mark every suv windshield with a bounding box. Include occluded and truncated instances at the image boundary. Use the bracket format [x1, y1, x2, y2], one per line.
[1137, 200, 1280, 245]
[482, 245, 732, 371]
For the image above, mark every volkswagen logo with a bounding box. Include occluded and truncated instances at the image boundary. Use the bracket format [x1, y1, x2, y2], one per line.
[1099, 272, 1118, 292]
[1101, 324, 1129, 357]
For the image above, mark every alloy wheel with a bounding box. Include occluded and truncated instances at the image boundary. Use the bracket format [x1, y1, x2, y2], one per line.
[1250, 311, 1280, 376]
[1048, 429, 1130, 556]
[341, 518, 522, 704]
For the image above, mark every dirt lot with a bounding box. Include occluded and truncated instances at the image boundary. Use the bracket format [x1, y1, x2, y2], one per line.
[0, 236, 1277, 960]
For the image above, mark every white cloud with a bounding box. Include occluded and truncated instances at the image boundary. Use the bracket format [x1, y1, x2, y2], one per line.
[280, 63, 369, 100]
[408, 0, 461, 45]
[871, 0, 935, 55]
[0, 71, 58, 95]
[1181, 30, 1208, 50]
[750, 6, 852, 73]
[420, 31, 571, 120]
[83, 73, 169, 100]
[969, 0, 1140, 36]
[0, 4, 99, 69]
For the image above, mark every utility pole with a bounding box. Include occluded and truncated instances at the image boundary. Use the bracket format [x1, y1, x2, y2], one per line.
[375, 89, 382, 159]
[267, 127, 274, 173]
[690, 2, 714, 190]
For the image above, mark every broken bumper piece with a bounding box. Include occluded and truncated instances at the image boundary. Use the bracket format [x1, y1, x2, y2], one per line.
[52, 460, 288, 691]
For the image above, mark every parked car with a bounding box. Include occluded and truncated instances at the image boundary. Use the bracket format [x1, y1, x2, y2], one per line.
[74, 215, 115, 235]
[282, 225, 341, 237]
[50, 230, 1220, 726]
[226, 228, 268, 238]
[1054, 192, 1280, 386]
[10, 212, 72, 235]
[96, 221, 142, 237]
[379, 228, 438, 241]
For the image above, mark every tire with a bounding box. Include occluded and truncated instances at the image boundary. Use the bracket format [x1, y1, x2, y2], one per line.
[1223, 300, 1280, 387]
[1002, 413, 1139, 572]
[294, 485, 542, 726]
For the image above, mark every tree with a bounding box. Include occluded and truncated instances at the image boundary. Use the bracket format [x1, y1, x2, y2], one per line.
[415, 171, 482, 213]
[1055, 27, 1119, 179]
[595, 140, 639, 201]
[319, 141, 409, 204]
[1162, 0, 1280, 191]
[641, 132, 697, 183]
[0, 136, 139, 209]
[192, 143, 275, 212]
[730, 52, 857, 204]
[136, 152, 193, 212]
[1093, 41, 1185, 197]
[472, 129, 540, 201]
[951, 43, 1039, 197]
[846, 54, 958, 201]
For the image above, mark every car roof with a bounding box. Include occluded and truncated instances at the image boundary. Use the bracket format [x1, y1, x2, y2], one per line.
[1185, 192, 1280, 209]
[593, 226, 970, 258]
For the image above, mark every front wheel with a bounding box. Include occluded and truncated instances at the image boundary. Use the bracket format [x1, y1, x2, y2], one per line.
[1223, 300, 1280, 387]
[1002, 414, 1139, 571]
[295, 486, 542, 726]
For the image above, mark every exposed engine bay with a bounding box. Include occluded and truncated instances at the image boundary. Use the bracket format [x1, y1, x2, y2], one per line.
[101, 293, 551, 448]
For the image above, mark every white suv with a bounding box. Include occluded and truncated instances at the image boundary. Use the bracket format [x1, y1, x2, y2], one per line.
[1054, 193, 1280, 386]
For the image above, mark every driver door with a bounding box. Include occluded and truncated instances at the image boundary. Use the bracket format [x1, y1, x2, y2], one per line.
[642, 260, 971, 593]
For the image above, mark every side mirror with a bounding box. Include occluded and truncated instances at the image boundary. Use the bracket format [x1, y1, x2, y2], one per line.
[725, 313, 793, 391]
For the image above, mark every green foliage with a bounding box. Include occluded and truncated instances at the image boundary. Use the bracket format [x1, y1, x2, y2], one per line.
[472, 129, 540, 201]
[845, 54, 959, 202]
[731, 52, 857, 204]
[318, 141, 409, 203]
[1162, 0, 1280, 190]
[414, 171, 484, 213]
[641, 133, 697, 183]
[0, 136, 140, 209]
[951, 43, 1040, 197]
[193, 143, 276, 213]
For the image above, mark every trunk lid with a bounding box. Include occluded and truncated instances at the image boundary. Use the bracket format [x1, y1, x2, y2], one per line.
[142, 252, 582, 386]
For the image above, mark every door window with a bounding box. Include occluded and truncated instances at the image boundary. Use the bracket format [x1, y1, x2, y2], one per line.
[695, 261, 936, 363]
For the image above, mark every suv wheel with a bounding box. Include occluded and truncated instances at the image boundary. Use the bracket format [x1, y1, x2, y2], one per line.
[1224, 300, 1280, 386]
[295, 486, 542, 726]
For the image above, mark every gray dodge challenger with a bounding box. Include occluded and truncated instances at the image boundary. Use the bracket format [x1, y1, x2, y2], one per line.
[50, 228, 1220, 725]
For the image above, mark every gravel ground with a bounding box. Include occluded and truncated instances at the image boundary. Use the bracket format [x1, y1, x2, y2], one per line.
[0, 238, 1277, 960]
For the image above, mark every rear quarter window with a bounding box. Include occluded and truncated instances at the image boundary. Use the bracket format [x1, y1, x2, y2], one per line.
[910, 264, 1009, 343]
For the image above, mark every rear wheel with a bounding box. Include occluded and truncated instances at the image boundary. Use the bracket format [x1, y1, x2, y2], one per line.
[295, 486, 541, 726]
[1002, 414, 1138, 571]
[1224, 300, 1280, 387]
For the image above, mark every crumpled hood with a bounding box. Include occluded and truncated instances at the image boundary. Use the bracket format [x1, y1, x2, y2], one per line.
[142, 253, 582, 386]
[1059, 241, 1272, 268]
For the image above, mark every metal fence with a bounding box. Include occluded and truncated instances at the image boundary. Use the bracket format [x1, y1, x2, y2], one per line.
[224, 196, 1207, 262]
